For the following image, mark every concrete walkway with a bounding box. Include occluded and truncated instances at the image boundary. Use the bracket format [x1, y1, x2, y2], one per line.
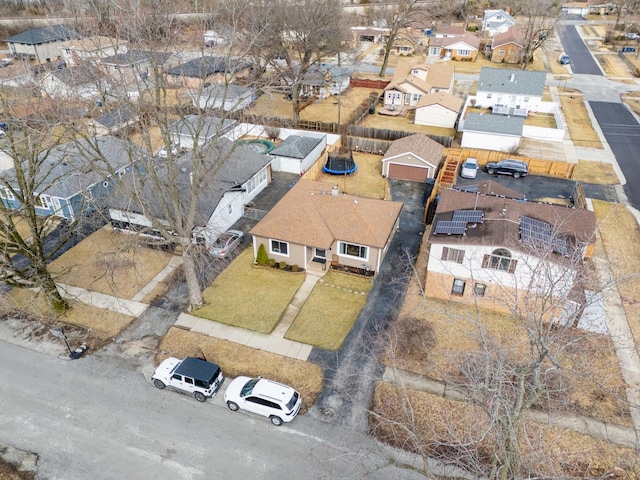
[383, 367, 639, 449]
[58, 284, 148, 318]
[131, 255, 183, 303]
[272, 270, 324, 338]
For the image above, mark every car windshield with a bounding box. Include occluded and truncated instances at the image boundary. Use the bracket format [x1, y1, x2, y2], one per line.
[286, 392, 299, 411]
[241, 378, 259, 397]
[463, 160, 476, 168]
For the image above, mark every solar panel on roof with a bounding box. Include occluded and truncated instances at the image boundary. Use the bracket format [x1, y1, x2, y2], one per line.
[434, 220, 467, 235]
[520, 216, 552, 244]
[452, 210, 484, 224]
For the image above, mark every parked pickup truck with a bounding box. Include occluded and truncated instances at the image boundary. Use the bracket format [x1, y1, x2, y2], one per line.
[152, 357, 224, 402]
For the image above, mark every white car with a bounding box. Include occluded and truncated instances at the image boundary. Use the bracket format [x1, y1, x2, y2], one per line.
[157, 143, 181, 158]
[224, 376, 302, 426]
[152, 357, 224, 402]
[208, 229, 244, 258]
[460, 157, 478, 179]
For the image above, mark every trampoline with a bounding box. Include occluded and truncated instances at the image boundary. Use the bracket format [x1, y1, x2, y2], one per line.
[235, 138, 275, 154]
[322, 151, 357, 175]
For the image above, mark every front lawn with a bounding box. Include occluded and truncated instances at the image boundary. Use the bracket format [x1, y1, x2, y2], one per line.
[285, 271, 373, 350]
[195, 248, 305, 333]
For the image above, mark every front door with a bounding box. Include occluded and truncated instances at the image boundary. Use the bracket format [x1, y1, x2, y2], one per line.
[314, 248, 326, 262]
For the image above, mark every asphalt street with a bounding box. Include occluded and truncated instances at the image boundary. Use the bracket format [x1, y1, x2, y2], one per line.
[556, 22, 603, 75]
[0, 342, 430, 480]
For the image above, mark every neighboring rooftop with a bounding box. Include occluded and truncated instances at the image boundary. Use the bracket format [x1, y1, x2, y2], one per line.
[463, 112, 525, 136]
[5, 24, 81, 45]
[270, 134, 325, 159]
[478, 67, 547, 96]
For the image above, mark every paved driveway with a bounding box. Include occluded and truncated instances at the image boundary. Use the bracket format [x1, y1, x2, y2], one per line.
[308, 179, 426, 431]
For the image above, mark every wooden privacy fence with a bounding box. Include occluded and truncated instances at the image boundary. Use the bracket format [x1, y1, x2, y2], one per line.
[347, 125, 453, 147]
[343, 136, 392, 154]
[454, 148, 575, 178]
[350, 78, 391, 89]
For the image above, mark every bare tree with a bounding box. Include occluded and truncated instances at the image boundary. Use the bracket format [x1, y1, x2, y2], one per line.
[245, 0, 347, 126]
[377, 0, 426, 78]
[509, 0, 560, 70]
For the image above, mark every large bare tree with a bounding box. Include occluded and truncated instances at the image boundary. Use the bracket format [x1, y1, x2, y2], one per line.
[509, 0, 560, 69]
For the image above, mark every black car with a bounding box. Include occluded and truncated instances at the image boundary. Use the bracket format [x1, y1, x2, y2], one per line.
[485, 159, 528, 178]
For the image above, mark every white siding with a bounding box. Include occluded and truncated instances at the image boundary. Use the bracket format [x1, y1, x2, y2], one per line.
[461, 131, 519, 152]
[415, 104, 458, 128]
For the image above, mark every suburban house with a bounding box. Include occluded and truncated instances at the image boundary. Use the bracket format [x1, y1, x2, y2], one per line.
[100, 50, 174, 85]
[392, 28, 424, 55]
[5, 24, 81, 64]
[439, 34, 481, 61]
[351, 26, 387, 44]
[561, 1, 590, 15]
[487, 27, 525, 64]
[164, 56, 251, 88]
[204, 30, 227, 47]
[86, 106, 141, 136]
[383, 60, 454, 110]
[269, 133, 327, 174]
[381, 134, 444, 182]
[192, 83, 257, 112]
[107, 138, 272, 247]
[0, 60, 34, 88]
[473, 67, 546, 115]
[425, 188, 597, 315]
[250, 179, 403, 275]
[433, 25, 465, 38]
[481, 9, 516, 37]
[0, 136, 139, 222]
[561, 1, 616, 15]
[60, 36, 128, 66]
[168, 115, 237, 150]
[460, 112, 524, 151]
[414, 91, 463, 128]
[40, 63, 108, 99]
[299, 64, 353, 99]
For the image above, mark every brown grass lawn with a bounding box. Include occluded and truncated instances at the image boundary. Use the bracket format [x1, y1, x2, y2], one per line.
[314, 152, 389, 200]
[0, 212, 37, 244]
[593, 200, 640, 354]
[572, 160, 620, 185]
[525, 112, 556, 128]
[49, 226, 174, 300]
[157, 327, 324, 411]
[595, 53, 635, 79]
[195, 248, 305, 333]
[2, 288, 134, 339]
[361, 105, 456, 137]
[285, 271, 373, 350]
[386, 272, 631, 425]
[622, 92, 640, 117]
[452, 50, 546, 75]
[558, 92, 603, 149]
[371, 382, 638, 476]
[300, 87, 379, 124]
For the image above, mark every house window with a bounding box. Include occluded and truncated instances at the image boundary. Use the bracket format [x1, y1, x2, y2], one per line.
[498, 49, 505, 54]
[441, 247, 465, 264]
[524, 96, 530, 102]
[270, 240, 289, 256]
[0, 187, 14, 201]
[458, 49, 471, 56]
[339, 241, 368, 260]
[487, 93, 492, 99]
[452, 279, 466, 296]
[227, 204, 233, 215]
[35, 194, 52, 209]
[474, 283, 486, 296]
[482, 248, 517, 273]
[412, 93, 421, 102]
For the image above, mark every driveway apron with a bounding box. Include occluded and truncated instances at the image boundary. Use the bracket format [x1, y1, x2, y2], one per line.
[308, 179, 426, 432]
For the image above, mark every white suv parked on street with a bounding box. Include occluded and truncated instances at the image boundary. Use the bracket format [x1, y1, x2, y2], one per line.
[152, 357, 224, 402]
[224, 376, 302, 425]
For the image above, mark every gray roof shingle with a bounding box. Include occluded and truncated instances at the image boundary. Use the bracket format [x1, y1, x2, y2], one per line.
[270, 134, 325, 159]
[165, 56, 231, 78]
[463, 112, 524, 136]
[100, 50, 173, 67]
[5, 24, 81, 45]
[477, 67, 546, 96]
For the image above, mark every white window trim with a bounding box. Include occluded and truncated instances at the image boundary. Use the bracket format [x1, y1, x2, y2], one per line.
[39, 194, 52, 209]
[269, 239, 289, 257]
[337, 241, 369, 261]
[1, 187, 15, 201]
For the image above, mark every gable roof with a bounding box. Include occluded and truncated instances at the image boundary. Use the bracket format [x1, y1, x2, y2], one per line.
[92, 106, 139, 129]
[455, 179, 525, 199]
[250, 179, 403, 249]
[165, 56, 243, 78]
[100, 49, 172, 67]
[386, 60, 454, 93]
[477, 67, 546, 96]
[423, 63, 455, 90]
[170, 115, 237, 139]
[491, 27, 525, 49]
[415, 91, 463, 112]
[198, 83, 253, 100]
[270, 134, 325, 159]
[47, 63, 104, 88]
[6, 136, 139, 198]
[435, 25, 465, 36]
[104, 138, 271, 225]
[60, 35, 127, 53]
[463, 112, 524, 136]
[382, 134, 444, 166]
[5, 24, 81, 45]
[428, 189, 596, 256]
[442, 33, 481, 50]
[483, 9, 516, 28]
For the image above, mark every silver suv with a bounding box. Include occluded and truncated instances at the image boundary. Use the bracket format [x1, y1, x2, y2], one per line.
[224, 376, 302, 426]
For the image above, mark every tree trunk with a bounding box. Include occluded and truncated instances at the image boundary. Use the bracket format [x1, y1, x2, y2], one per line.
[35, 261, 68, 312]
[379, 38, 394, 77]
[291, 82, 302, 127]
[182, 247, 203, 310]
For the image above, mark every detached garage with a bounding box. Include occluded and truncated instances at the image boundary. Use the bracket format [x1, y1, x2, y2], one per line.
[382, 133, 444, 182]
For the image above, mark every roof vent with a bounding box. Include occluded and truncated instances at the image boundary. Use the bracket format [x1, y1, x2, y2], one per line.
[510, 73, 515, 82]
[332, 185, 339, 196]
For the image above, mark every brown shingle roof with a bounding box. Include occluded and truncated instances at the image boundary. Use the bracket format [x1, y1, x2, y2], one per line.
[385, 61, 453, 93]
[423, 63, 454, 90]
[383, 134, 444, 167]
[250, 180, 403, 249]
[491, 27, 525, 49]
[435, 25, 465, 36]
[442, 33, 481, 50]
[428, 189, 596, 253]
[415, 91, 463, 112]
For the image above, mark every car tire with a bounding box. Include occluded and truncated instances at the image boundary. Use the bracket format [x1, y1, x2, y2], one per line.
[487, 168, 495, 175]
[227, 401, 239, 411]
[154, 379, 166, 389]
[194, 392, 206, 402]
[513, 172, 521, 179]
[270, 416, 283, 426]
